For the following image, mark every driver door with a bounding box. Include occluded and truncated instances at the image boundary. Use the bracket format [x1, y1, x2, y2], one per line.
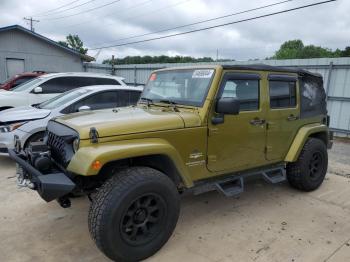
[207, 72, 267, 172]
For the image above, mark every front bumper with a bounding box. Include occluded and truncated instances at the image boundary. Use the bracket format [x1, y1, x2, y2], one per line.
[8, 149, 75, 202]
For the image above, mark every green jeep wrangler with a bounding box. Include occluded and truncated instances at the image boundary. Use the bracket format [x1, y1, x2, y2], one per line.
[10, 64, 333, 261]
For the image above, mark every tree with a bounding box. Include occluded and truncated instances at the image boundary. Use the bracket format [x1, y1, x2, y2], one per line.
[341, 47, 350, 57]
[58, 34, 88, 55]
[273, 40, 304, 59]
[272, 40, 350, 59]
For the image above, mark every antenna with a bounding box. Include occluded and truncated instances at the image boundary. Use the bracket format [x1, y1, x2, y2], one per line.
[23, 17, 40, 31]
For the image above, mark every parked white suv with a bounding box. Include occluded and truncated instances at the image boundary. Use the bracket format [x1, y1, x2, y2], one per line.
[0, 72, 127, 111]
[0, 85, 143, 153]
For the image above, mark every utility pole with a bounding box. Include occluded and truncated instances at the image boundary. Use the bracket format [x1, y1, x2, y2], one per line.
[216, 49, 219, 62]
[23, 17, 40, 32]
[111, 55, 116, 75]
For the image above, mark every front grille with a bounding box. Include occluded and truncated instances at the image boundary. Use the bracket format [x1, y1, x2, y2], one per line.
[46, 121, 78, 168]
[47, 131, 68, 167]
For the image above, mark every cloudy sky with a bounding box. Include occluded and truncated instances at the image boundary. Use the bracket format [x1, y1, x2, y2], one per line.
[0, 0, 348, 62]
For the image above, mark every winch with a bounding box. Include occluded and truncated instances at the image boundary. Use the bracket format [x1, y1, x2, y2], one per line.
[27, 142, 52, 174]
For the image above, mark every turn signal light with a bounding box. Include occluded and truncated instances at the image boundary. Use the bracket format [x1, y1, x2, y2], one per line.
[92, 160, 102, 170]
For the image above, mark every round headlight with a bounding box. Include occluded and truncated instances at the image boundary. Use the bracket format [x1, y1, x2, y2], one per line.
[73, 138, 80, 153]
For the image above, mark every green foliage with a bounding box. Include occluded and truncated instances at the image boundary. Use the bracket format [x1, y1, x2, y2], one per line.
[273, 40, 349, 59]
[103, 55, 217, 65]
[341, 47, 350, 57]
[58, 34, 88, 55]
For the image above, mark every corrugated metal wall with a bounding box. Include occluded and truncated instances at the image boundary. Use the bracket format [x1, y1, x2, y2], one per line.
[86, 57, 350, 136]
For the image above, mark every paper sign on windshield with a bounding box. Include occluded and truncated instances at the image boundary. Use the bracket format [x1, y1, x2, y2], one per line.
[192, 69, 214, 79]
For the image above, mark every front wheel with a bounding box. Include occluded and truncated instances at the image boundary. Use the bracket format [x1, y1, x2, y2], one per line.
[287, 138, 328, 192]
[88, 167, 180, 261]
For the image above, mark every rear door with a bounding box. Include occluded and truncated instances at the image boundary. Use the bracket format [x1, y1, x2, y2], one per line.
[265, 74, 300, 161]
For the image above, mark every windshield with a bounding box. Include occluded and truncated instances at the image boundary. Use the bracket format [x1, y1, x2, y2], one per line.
[141, 69, 215, 107]
[38, 89, 91, 109]
[2, 75, 17, 85]
[11, 77, 43, 92]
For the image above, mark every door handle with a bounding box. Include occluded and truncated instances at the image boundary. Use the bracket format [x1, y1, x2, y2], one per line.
[250, 118, 266, 126]
[287, 114, 299, 121]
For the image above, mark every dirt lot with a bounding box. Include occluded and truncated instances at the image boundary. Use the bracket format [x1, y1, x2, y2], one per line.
[0, 140, 350, 262]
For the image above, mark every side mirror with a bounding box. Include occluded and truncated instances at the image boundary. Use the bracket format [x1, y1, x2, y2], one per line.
[78, 105, 91, 112]
[33, 86, 43, 94]
[216, 97, 240, 115]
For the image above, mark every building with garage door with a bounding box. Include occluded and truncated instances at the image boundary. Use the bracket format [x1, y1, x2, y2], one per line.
[0, 25, 94, 83]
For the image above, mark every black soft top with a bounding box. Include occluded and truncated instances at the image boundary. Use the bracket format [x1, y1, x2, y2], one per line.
[222, 64, 322, 79]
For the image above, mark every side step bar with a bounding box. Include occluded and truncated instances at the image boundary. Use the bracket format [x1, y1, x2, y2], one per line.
[193, 166, 286, 197]
[215, 177, 244, 197]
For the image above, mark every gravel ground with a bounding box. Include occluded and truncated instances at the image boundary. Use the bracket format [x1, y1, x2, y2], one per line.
[0, 140, 349, 262]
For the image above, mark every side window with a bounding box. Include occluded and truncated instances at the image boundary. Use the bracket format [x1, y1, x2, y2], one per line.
[94, 78, 120, 85]
[269, 81, 297, 109]
[117, 91, 129, 107]
[127, 91, 142, 105]
[221, 78, 260, 111]
[39, 77, 68, 93]
[69, 91, 119, 112]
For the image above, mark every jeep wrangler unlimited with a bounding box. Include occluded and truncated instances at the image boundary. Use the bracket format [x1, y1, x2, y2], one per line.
[10, 64, 333, 261]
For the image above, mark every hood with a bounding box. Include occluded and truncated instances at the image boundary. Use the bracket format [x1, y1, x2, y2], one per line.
[0, 91, 16, 96]
[0, 106, 51, 123]
[55, 106, 201, 139]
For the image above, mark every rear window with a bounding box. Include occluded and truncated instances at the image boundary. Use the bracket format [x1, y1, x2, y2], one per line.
[300, 76, 327, 118]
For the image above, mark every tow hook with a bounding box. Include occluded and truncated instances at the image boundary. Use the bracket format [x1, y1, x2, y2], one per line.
[57, 197, 71, 208]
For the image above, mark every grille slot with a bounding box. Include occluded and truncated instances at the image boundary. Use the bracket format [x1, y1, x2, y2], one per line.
[47, 131, 68, 167]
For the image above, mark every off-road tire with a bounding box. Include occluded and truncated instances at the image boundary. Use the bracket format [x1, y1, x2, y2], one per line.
[88, 167, 180, 262]
[287, 138, 328, 192]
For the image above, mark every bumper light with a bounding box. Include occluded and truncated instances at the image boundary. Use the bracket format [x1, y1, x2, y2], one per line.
[92, 160, 102, 171]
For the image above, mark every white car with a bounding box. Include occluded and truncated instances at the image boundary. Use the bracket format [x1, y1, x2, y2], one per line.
[0, 72, 127, 111]
[0, 85, 143, 153]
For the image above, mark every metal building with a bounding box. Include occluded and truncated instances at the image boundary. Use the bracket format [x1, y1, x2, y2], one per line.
[0, 25, 94, 83]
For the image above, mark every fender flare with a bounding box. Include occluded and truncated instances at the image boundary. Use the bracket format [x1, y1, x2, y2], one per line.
[284, 123, 328, 162]
[67, 138, 194, 187]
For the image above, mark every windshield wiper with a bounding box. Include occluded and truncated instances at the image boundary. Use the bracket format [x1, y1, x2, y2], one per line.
[139, 97, 154, 106]
[159, 100, 179, 112]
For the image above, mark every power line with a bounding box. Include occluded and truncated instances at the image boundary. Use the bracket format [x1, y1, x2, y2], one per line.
[32, 0, 82, 16]
[73, 0, 191, 35]
[90, 0, 336, 50]
[35, 0, 98, 18]
[90, 0, 296, 47]
[41, 0, 123, 20]
[61, 0, 154, 30]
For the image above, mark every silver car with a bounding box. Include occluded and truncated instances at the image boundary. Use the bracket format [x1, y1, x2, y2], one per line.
[0, 85, 143, 153]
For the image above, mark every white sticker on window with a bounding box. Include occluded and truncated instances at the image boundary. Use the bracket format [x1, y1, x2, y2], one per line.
[192, 69, 214, 79]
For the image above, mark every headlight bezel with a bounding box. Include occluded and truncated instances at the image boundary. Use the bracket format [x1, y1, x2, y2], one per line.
[72, 137, 80, 153]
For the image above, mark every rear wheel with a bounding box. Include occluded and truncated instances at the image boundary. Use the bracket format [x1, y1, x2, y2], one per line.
[287, 138, 328, 191]
[88, 167, 180, 261]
